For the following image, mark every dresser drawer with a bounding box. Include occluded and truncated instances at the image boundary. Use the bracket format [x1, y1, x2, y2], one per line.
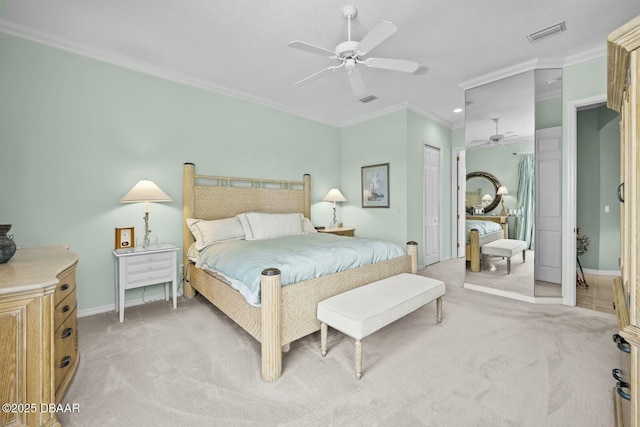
[54, 287, 76, 328]
[54, 306, 77, 392]
[54, 265, 77, 306]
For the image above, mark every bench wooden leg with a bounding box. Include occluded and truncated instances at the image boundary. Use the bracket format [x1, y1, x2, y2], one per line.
[507, 258, 511, 274]
[436, 297, 443, 323]
[320, 322, 327, 357]
[522, 249, 526, 263]
[355, 339, 363, 380]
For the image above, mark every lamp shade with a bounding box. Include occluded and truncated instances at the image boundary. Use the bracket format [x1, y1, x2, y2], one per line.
[497, 186, 509, 196]
[482, 194, 493, 202]
[323, 188, 347, 203]
[120, 179, 172, 203]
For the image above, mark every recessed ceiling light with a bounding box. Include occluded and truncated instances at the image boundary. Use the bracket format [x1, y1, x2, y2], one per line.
[527, 21, 566, 43]
[453, 108, 463, 113]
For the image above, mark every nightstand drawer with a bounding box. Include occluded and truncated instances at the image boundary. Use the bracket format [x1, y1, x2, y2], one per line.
[125, 268, 173, 287]
[125, 251, 172, 267]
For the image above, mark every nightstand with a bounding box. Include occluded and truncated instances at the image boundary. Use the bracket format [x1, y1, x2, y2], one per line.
[319, 227, 355, 237]
[113, 244, 179, 322]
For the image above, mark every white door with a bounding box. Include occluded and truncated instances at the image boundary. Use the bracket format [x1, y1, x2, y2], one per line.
[535, 126, 562, 283]
[424, 145, 440, 265]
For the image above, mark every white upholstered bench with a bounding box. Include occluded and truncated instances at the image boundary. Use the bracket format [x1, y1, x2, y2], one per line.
[480, 239, 528, 274]
[317, 273, 445, 380]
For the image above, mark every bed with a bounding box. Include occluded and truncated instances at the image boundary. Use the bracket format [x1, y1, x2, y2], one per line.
[465, 219, 508, 272]
[182, 163, 417, 381]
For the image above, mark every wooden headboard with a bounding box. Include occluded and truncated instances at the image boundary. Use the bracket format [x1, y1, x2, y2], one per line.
[182, 163, 311, 264]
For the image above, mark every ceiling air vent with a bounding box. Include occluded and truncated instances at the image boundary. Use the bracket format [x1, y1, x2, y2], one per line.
[359, 95, 378, 103]
[527, 21, 567, 43]
[527, 21, 566, 42]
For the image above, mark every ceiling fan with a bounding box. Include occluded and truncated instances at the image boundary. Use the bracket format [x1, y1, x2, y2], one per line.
[467, 118, 521, 150]
[288, 5, 420, 97]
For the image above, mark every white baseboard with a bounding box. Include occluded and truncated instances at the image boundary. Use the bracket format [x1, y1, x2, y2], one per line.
[582, 268, 621, 276]
[78, 292, 183, 318]
[463, 282, 563, 305]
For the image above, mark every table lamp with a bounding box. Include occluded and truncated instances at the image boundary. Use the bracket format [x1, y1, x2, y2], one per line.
[323, 188, 347, 227]
[120, 179, 172, 248]
[497, 186, 509, 216]
[482, 194, 492, 207]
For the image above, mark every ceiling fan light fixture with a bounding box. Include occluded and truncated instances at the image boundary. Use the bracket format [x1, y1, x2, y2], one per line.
[527, 21, 566, 43]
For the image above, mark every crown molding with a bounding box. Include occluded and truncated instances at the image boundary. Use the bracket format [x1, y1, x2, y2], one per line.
[563, 45, 606, 67]
[458, 58, 566, 91]
[0, 20, 339, 127]
[338, 102, 410, 128]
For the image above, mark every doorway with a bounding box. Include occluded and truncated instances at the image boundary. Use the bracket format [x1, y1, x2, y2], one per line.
[424, 144, 441, 266]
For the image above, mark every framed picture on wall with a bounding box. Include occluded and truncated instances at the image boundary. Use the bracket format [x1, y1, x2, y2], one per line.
[361, 163, 390, 208]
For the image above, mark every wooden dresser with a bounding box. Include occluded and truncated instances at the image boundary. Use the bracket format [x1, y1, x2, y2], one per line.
[0, 246, 79, 427]
[608, 15, 640, 427]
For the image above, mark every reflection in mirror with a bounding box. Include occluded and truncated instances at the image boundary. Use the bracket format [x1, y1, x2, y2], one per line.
[466, 171, 502, 214]
[463, 69, 562, 300]
[462, 68, 563, 300]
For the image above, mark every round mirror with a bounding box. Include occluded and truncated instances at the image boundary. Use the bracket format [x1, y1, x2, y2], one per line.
[466, 171, 502, 214]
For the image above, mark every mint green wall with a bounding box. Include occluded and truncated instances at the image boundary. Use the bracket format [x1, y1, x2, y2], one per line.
[339, 110, 408, 245]
[576, 108, 602, 269]
[0, 34, 341, 313]
[562, 56, 609, 294]
[577, 106, 620, 271]
[536, 96, 562, 129]
[339, 109, 452, 266]
[407, 109, 453, 261]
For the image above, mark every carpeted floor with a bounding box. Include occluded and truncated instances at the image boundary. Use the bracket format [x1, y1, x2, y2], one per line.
[59, 258, 618, 426]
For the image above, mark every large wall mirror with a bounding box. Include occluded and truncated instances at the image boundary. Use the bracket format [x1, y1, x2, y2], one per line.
[463, 68, 562, 300]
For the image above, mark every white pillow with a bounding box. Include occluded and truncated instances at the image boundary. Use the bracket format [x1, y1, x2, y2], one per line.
[240, 212, 304, 240]
[303, 217, 318, 234]
[186, 217, 245, 250]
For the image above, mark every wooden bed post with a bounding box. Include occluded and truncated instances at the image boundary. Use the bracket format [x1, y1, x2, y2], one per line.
[407, 241, 418, 274]
[183, 163, 196, 299]
[303, 174, 311, 219]
[260, 268, 282, 381]
[470, 230, 481, 272]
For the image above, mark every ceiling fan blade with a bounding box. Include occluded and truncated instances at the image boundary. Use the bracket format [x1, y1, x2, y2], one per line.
[348, 69, 366, 97]
[468, 139, 490, 145]
[364, 57, 420, 73]
[294, 65, 341, 86]
[288, 41, 335, 57]
[467, 141, 491, 150]
[356, 20, 397, 55]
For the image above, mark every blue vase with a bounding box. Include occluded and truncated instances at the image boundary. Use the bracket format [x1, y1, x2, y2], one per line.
[0, 224, 16, 263]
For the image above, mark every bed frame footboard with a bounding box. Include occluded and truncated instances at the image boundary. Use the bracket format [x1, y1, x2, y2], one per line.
[259, 241, 418, 382]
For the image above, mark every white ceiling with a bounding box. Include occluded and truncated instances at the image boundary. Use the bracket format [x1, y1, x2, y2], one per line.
[1, 1, 639, 128]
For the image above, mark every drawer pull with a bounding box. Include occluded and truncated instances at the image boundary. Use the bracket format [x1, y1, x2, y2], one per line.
[617, 183, 624, 203]
[61, 305, 71, 313]
[61, 327, 73, 339]
[59, 356, 72, 369]
[616, 381, 631, 401]
[612, 368, 624, 381]
[613, 334, 631, 353]
[60, 284, 69, 291]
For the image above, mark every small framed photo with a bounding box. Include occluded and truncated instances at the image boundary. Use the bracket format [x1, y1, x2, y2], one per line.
[115, 227, 135, 249]
[361, 163, 390, 208]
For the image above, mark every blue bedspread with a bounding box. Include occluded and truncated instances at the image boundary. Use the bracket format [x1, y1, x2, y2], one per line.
[465, 220, 503, 243]
[195, 233, 406, 306]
